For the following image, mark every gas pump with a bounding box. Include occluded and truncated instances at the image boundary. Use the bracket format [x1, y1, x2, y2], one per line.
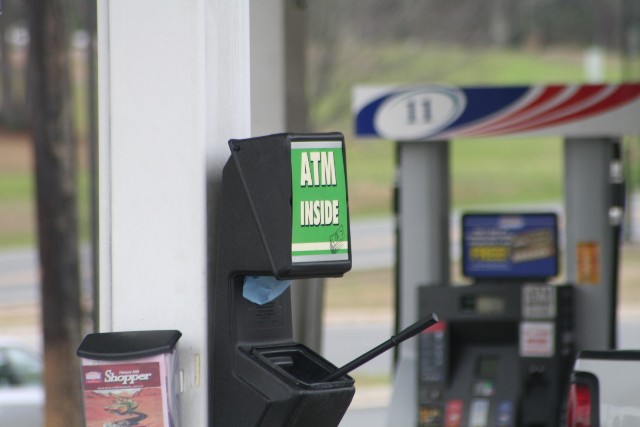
[352, 83, 640, 427]
[417, 213, 574, 427]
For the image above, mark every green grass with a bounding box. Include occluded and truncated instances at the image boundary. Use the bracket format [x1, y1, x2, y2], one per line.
[0, 172, 33, 201]
[0, 226, 35, 247]
[344, 136, 567, 217]
[0, 173, 35, 248]
[344, 135, 567, 217]
[345, 140, 396, 217]
[0, 170, 90, 249]
[451, 137, 564, 207]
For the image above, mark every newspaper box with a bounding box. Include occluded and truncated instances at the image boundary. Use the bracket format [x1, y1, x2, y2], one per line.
[77, 330, 182, 427]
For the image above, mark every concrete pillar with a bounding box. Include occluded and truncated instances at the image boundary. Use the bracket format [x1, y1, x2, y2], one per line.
[98, 1, 250, 425]
[388, 140, 450, 427]
[565, 138, 620, 351]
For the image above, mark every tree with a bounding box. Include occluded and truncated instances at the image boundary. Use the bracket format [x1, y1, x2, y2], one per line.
[26, 1, 84, 426]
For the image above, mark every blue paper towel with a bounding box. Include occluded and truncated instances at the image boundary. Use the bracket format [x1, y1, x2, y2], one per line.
[242, 276, 291, 305]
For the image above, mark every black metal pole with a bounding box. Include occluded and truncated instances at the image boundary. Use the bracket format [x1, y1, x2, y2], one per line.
[392, 142, 401, 367]
[85, 0, 99, 331]
[609, 139, 625, 349]
[323, 313, 438, 382]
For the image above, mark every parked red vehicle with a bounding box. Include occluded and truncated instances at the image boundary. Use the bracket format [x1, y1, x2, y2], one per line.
[567, 350, 640, 427]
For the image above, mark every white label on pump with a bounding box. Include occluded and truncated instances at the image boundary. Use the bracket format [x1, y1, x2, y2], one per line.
[522, 284, 556, 319]
[469, 399, 490, 427]
[520, 321, 555, 357]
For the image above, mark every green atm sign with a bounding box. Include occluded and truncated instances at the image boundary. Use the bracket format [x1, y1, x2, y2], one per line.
[291, 140, 349, 263]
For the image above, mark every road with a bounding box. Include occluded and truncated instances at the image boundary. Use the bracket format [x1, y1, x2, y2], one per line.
[350, 217, 395, 271]
[0, 219, 393, 308]
[0, 249, 39, 307]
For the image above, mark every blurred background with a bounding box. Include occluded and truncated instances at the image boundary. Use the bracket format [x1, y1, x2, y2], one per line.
[1, 0, 640, 425]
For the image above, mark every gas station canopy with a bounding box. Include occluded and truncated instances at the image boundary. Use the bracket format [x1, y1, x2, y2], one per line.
[353, 82, 636, 427]
[354, 84, 640, 141]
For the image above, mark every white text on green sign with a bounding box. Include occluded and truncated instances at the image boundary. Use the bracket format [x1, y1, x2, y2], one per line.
[291, 140, 349, 263]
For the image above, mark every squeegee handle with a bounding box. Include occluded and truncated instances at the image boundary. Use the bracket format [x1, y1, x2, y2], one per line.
[323, 313, 438, 382]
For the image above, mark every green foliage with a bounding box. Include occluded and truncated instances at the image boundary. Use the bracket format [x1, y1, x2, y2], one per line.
[534, 3, 593, 46]
[451, 137, 563, 207]
[343, 140, 395, 217]
[0, 229, 35, 248]
[0, 172, 33, 201]
[0, 170, 90, 249]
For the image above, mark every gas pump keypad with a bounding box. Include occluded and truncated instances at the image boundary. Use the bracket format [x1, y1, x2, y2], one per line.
[418, 284, 574, 427]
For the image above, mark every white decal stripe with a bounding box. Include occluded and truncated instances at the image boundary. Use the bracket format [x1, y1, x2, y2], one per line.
[291, 241, 349, 252]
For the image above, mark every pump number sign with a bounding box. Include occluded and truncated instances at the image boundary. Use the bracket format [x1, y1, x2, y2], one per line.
[291, 140, 349, 263]
[354, 84, 640, 140]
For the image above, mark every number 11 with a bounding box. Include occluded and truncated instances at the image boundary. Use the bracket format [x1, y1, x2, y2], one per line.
[407, 99, 432, 124]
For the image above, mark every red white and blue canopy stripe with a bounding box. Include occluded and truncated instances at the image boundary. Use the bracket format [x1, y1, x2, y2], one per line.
[353, 84, 640, 141]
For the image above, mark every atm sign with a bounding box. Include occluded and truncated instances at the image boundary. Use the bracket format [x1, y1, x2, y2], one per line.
[291, 140, 349, 263]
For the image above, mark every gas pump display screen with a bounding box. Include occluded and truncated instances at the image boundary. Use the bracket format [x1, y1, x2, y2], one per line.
[476, 356, 499, 378]
[462, 213, 558, 280]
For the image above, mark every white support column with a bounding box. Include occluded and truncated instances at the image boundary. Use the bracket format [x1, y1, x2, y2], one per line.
[98, 1, 250, 425]
[565, 138, 618, 351]
[388, 141, 450, 427]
